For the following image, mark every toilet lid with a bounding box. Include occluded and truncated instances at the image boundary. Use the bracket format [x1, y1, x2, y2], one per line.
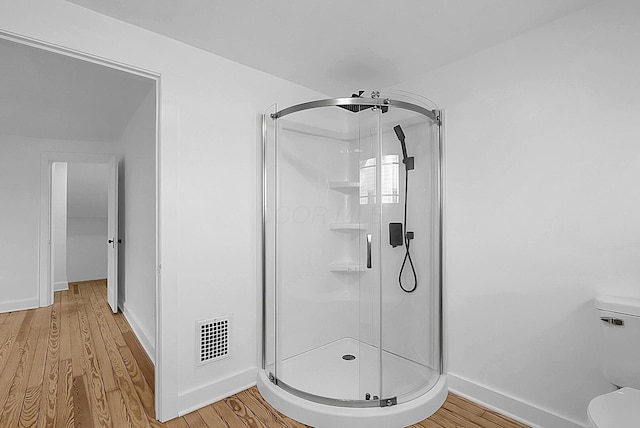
[588, 387, 640, 428]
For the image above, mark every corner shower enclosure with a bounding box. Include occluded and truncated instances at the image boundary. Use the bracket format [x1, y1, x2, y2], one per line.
[259, 91, 446, 428]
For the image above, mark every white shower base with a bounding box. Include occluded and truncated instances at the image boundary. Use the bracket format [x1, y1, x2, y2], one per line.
[279, 337, 438, 400]
[258, 337, 447, 428]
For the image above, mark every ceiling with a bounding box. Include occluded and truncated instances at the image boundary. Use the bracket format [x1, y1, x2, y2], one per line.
[0, 38, 155, 142]
[67, 0, 597, 95]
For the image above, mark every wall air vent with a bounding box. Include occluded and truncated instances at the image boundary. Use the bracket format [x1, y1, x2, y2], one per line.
[196, 315, 231, 366]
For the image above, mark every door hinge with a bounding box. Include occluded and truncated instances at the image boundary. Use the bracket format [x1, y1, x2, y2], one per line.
[432, 109, 442, 126]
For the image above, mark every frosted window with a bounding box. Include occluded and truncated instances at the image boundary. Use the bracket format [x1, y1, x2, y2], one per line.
[360, 155, 399, 204]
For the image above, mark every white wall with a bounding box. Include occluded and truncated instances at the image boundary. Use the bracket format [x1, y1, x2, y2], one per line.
[0, 136, 114, 312]
[66, 162, 109, 282]
[0, 0, 324, 420]
[52, 162, 68, 290]
[117, 86, 157, 361]
[395, 1, 640, 426]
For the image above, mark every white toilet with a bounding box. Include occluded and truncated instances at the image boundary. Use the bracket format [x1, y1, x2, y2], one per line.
[588, 296, 640, 428]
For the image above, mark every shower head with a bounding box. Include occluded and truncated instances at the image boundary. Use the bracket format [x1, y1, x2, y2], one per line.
[338, 92, 366, 113]
[337, 91, 388, 114]
[394, 124, 414, 171]
[339, 104, 366, 113]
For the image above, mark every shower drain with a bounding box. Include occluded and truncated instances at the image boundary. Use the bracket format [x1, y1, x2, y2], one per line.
[342, 354, 356, 361]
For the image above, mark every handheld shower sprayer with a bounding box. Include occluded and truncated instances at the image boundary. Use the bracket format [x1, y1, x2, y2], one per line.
[394, 125, 408, 159]
[391, 124, 417, 293]
[393, 125, 414, 171]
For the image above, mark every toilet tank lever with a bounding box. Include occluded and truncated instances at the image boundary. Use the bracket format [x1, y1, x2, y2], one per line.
[601, 317, 624, 326]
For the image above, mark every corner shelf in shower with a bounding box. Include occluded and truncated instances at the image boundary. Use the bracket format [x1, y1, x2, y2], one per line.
[329, 222, 367, 232]
[329, 262, 366, 272]
[328, 180, 360, 194]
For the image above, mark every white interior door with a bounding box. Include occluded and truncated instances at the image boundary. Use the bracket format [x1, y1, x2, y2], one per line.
[107, 156, 119, 313]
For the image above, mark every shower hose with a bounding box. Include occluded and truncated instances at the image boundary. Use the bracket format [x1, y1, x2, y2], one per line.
[399, 167, 417, 293]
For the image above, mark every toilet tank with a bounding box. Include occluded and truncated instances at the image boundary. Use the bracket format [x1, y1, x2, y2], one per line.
[595, 296, 640, 389]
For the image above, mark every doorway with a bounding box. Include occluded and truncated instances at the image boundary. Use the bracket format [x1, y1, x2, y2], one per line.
[0, 33, 160, 416]
[50, 160, 118, 312]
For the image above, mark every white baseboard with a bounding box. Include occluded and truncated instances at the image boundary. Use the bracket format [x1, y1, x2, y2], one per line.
[448, 373, 585, 428]
[177, 368, 256, 416]
[121, 303, 156, 365]
[54, 281, 69, 291]
[0, 296, 40, 313]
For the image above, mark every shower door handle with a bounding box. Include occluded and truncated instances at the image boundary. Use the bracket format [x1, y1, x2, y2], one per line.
[366, 234, 372, 269]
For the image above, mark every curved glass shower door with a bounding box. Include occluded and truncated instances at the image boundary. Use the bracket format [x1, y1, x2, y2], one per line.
[378, 106, 442, 402]
[263, 94, 442, 408]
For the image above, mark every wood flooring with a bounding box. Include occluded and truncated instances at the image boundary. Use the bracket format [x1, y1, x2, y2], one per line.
[0, 280, 528, 428]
